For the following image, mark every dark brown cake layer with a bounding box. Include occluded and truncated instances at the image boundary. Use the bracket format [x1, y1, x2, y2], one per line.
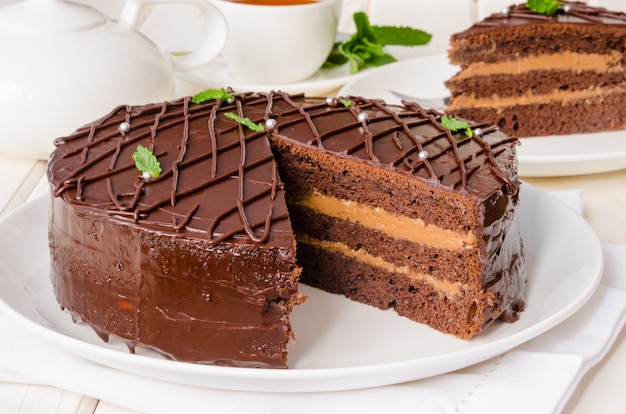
[288, 205, 482, 285]
[446, 70, 626, 100]
[451, 92, 626, 137]
[296, 241, 524, 339]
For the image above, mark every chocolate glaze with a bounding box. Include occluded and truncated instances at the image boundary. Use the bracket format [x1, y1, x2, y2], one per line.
[49, 92, 519, 230]
[48, 91, 524, 366]
[453, 1, 626, 40]
[257, 93, 518, 199]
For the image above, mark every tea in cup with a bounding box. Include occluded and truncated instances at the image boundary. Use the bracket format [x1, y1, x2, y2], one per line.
[207, 0, 343, 84]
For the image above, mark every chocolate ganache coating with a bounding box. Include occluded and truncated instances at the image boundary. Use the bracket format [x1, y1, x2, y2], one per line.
[49, 91, 519, 236]
[47, 90, 522, 366]
[454, 1, 626, 39]
[258, 93, 519, 200]
[450, 1, 626, 67]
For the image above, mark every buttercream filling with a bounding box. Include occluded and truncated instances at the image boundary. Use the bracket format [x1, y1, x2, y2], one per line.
[454, 51, 623, 78]
[298, 234, 466, 298]
[447, 86, 626, 110]
[296, 191, 476, 250]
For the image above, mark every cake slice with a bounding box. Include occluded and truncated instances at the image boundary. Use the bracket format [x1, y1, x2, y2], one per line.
[445, 1, 626, 137]
[264, 94, 526, 339]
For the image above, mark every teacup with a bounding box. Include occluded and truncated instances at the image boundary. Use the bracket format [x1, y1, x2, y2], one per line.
[207, 0, 343, 84]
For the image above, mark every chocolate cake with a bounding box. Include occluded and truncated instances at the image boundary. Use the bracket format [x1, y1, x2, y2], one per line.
[47, 90, 526, 368]
[445, 1, 626, 138]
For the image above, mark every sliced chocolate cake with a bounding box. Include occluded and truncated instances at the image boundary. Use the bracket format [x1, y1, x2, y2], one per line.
[445, 1, 626, 137]
[47, 90, 526, 368]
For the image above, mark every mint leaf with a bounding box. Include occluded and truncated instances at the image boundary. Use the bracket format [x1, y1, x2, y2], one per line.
[324, 41, 349, 66]
[334, 13, 391, 73]
[354, 11, 377, 41]
[192, 88, 235, 104]
[323, 12, 431, 74]
[441, 116, 473, 137]
[371, 25, 432, 47]
[132, 145, 162, 178]
[340, 99, 353, 107]
[526, 0, 563, 15]
[224, 112, 264, 132]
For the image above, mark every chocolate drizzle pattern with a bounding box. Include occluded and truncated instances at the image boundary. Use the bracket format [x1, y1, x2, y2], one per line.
[457, 1, 626, 38]
[48, 91, 518, 245]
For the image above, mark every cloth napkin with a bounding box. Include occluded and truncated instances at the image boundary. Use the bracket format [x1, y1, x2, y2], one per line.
[1, 189, 625, 414]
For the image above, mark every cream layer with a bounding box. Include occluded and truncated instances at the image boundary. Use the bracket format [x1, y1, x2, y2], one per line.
[297, 191, 476, 250]
[447, 86, 626, 110]
[454, 51, 622, 79]
[298, 234, 466, 298]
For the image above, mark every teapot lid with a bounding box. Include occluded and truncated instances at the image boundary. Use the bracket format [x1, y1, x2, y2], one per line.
[0, 0, 105, 33]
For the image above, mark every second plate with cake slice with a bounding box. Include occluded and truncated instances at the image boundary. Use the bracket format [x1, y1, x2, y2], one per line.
[338, 54, 626, 177]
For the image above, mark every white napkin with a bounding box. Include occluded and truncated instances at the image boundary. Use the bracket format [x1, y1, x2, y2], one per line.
[1, 189, 625, 414]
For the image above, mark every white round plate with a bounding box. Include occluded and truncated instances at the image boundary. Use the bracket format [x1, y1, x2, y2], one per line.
[338, 55, 626, 178]
[0, 184, 603, 392]
[177, 56, 364, 97]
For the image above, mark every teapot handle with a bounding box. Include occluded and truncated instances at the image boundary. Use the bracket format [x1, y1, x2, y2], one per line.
[118, 0, 227, 71]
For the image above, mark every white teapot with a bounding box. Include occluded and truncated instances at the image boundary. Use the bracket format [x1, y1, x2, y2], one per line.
[0, 0, 227, 159]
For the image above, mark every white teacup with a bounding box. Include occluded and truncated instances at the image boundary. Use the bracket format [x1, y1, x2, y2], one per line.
[207, 0, 343, 84]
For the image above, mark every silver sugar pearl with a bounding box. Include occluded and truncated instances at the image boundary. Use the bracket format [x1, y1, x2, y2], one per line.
[357, 112, 369, 122]
[225, 96, 235, 105]
[563, 4, 571, 13]
[265, 118, 277, 129]
[119, 122, 131, 133]
[325, 97, 338, 107]
[417, 150, 429, 160]
[473, 127, 484, 137]
[501, 7, 509, 15]
[141, 171, 153, 180]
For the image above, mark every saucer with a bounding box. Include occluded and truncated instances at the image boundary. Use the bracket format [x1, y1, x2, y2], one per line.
[177, 57, 364, 96]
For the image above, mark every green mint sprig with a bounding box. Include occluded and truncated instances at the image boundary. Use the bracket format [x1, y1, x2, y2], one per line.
[132, 145, 162, 178]
[323, 12, 431, 74]
[192, 88, 236, 104]
[441, 116, 473, 138]
[526, 0, 563, 16]
[224, 112, 264, 132]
